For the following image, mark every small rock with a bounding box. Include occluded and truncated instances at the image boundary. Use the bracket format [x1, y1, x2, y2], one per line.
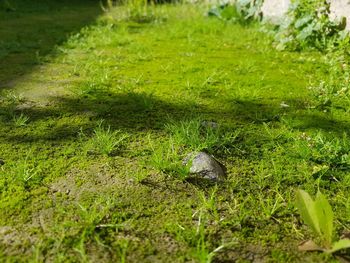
[201, 121, 219, 129]
[183, 152, 226, 181]
[15, 102, 34, 111]
[0, 159, 4, 166]
[280, 102, 290, 108]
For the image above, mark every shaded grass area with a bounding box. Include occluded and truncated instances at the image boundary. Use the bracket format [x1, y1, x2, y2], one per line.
[1, 3, 350, 262]
[0, 0, 101, 87]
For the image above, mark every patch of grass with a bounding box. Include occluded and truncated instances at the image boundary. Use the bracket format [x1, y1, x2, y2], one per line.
[0, 0, 101, 86]
[165, 118, 240, 154]
[294, 132, 350, 176]
[84, 121, 129, 156]
[12, 113, 29, 127]
[148, 136, 189, 180]
[13, 155, 39, 184]
[104, 0, 166, 24]
[2, 1, 350, 262]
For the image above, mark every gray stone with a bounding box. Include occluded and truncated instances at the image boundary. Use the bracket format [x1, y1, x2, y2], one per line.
[330, 0, 350, 31]
[183, 152, 226, 181]
[201, 121, 219, 129]
[261, 0, 290, 24]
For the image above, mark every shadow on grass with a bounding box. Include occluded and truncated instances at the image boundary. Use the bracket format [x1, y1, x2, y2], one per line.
[227, 98, 350, 134]
[0, 0, 102, 88]
[0, 92, 203, 142]
[1, 90, 349, 144]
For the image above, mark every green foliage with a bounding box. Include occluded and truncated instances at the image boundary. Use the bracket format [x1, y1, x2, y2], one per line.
[0, 0, 15, 12]
[12, 113, 29, 127]
[308, 41, 350, 111]
[116, 238, 129, 263]
[165, 119, 239, 154]
[148, 136, 190, 180]
[192, 212, 222, 263]
[166, 207, 229, 263]
[274, 0, 347, 50]
[296, 189, 333, 247]
[147, 119, 238, 179]
[296, 132, 350, 173]
[208, 0, 262, 24]
[296, 189, 350, 253]
[104, 0, 165, 23]
[1, 154, 42, 190]
[4, 1, 350, 261]
[328, 239, 350, 254]
[84, 121, 129, 156]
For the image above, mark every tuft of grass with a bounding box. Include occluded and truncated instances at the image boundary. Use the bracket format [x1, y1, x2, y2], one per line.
[84, 121, 129, 156]
[3, 91, 24, 104]
[116, 238, 129, 263]
[129, 167, 149, 183]
[165, 118, 239, 154]
[127, 91, 155, 111]
[3, 154, 41, 188]
[148, 136, 189, 180]
[294, 132, 350, 175]
[17, 159, 37, 183]
[104, 0, 165, 24]
[12, 113, 29, 127]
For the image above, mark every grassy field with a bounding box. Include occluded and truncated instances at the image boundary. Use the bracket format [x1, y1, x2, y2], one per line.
[1, 1, 350, 262]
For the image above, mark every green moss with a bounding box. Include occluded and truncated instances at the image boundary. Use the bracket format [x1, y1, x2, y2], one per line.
[1, 2, 350, 262]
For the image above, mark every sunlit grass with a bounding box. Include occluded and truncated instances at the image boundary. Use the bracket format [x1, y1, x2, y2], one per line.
[0, 1, 349, 262]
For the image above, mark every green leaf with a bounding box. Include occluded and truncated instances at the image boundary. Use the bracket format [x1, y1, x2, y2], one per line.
[296, 23, 314, 41]
[295, 15, 313, 28]
[315, 191, 334, 247]
[295, 190, 321, 237]
[327, 239, 350, 254]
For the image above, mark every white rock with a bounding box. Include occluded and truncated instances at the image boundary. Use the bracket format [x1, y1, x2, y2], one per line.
[183, 152, 226, 181]
[261, 0, 290, 24]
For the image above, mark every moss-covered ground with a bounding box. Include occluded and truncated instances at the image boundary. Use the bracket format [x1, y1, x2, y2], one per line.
[1, 1, 350, 262]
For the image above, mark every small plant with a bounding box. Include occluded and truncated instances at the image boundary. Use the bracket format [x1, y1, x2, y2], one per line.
[86, 121, 129, 156]
[296, 189, 350, 253]
[208, 0, 263, 24]
[7, 155, 40, 187]
[165, 119, 239, 154]
[116, 238, 129, 263]
[128, 167, 149, 183]
[123, 0, 152, 22]
[191, 210, 231, 263]
[18, 159, 37, 183]
[273, 0, 347, 51]
[100, 0, 116, 12]
[3, 91, 24, 104]
[0, 91, 25, 117]
[13, 113, 29, 127]
[309, 47, 350, 111]
[75, 81, 101, 97]
[127, 92, 155, 111]
[193, 211, 215, 263]
[106, 0, 162, 24]
[258, 191, 285, 220]
[308, 81, 336, 111]
[199, 187, 219, 222]
[295, 132, 350, 172]
[167, 210, 228, 263]
[148, 137, 189, 180]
